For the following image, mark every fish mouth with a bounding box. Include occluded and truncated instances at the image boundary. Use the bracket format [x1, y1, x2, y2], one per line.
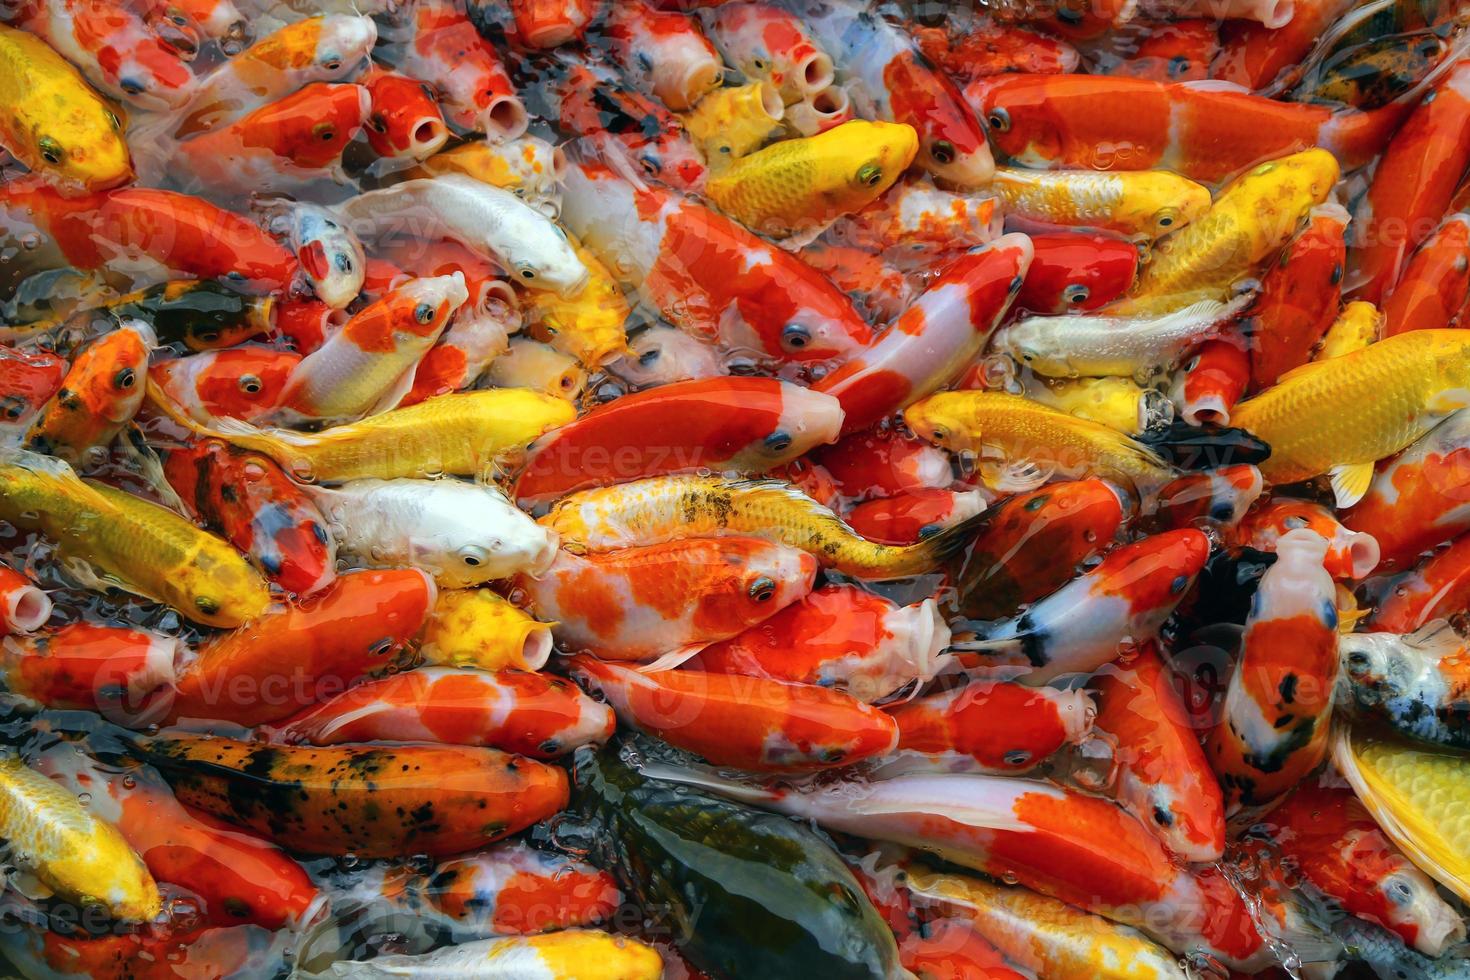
[483, 96, 530, 143]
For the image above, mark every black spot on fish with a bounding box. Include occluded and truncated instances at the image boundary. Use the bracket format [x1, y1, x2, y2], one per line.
[1278, 673, 1298, 705]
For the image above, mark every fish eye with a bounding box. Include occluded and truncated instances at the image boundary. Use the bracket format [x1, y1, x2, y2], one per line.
[1155, 209, 1178, 229]
[1330, 264, 1344, 285]
[121, 78, 145, 95]
[196, 330, 220, 343]
[414, 302, 436, 324]
[195, 596, 220, 615]
[930, 139, 956, 165]
[764, 431, 792, 453]
[752, 57, 767, 70]
[856, 162, 883, 187]
[638, 347, 661, 366]
[929, 425, 948, 442]
[1346, 651, 1372, 673]
[520, 268, 537, 280]
[334, 252, 353, 272]
[369, 113, 387, 133]
[781, 323, 811, 350]
[638, 154, 660, 176]
[460, 548, 485, 567]
[38, 137, 63, 165]
[748, 576, 776, 602]
[313, 123, 337, 142]
[1062, 283, 1090, 305]
[1386, 877, 1415, 905]
[239, 374, 263, 394]
[324, 58, 342, 71]
[114, 367, 136, 389]
[1170, 575, 1189, 594]
[986, 108, 1010, 132]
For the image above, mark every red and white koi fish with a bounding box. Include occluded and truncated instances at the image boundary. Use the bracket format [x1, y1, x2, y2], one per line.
[569, 655, 899, 771]
[175, 14, 377, 138]
[845, 488, 990, 546]
[813, 234, 1032, 436]
[13, 0, 195, 110]
[24, 319, 151, 464]
[692, 584, 950, 702]
[1247, 203, 1349, 392]
[898, 915, 1028, 980]
[275, 273, 468, 424]
[1207, 528, 1338, 810]
[603, 0, 723, 111]
[1152, 464, 1264, 531]
[391, 0, 527, 139]
[1364, 534, 1470, 633]
[813, 425, 955, 503]
[174, 82, 370, 195]
[706, 3, 835, 105]
[272, 667, 614, 758]
[362, 66, 450, 162]
[910, 21, 1080, 81]
[1382, 212, 1470, 336]
[560, 160, 874, 366]
[884, 679, 1094, 774]
[0, 622, 180, 725]
[402, 288, 518, 407]
[0, 347, 67, 433]
[832, 182, 1003, 273]
[513, 376, 843, 509]
[149, 347, 301, 423]
[504, 0, 602, 48]
[1092, 646, 1226, 862]
[517, 537, 815, 662]
[967, 73, 1412, 181]
[1236, 496, 1382, 580]
[253, 198, 365, 310]
[1261, 782, 1465, 956]
[1171, 337, 1250, 427]
[162, 437, 336, 596]
[954, 529, 1210, 685]
[1348, 60, 1470, 304]
[1015, 232, 1139, 316]
[792, 0, 993, 186]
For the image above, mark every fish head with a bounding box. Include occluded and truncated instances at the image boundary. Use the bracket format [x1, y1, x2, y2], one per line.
[1131, 172, 1212, 240]
[965, 74, 1062, 170]
[40, 97, 134, 192]
[294, 214, 366, 310]
[167, 547, 272, 629]
[1098, 528, 1211, 622]
[1338, 632, 1417, 704]
[903, 391, 976, 453]
[393, 272, 471, 339]
[365, 72, 450, 162]
[742, 384, 844, 465]
[695, 539, 818, 635]
[308, 15, 378, 78]
[64, 321, 151, 425]
[825, 121, 919, 198]
[882, 52, 992, 188]
[153, 347, 301, 423]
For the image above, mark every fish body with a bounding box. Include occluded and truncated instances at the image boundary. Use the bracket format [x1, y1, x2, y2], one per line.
[276, 273, 468, 424]
[306, 930, 662, 979]
[1232, 329, 1470, 506]
[502, 0, 601, 47]
[835, 181, 1001, 270]
[568, 656, 898, 771]
[162, 438, 336, 595]
[167, 568, 434, 726]
[991, 167, 1210, 241]
[898, 915, 1026, 980]
[541, 475, 982, 579]
[794, 0, 993, 186]
[513, 377, 842, 509]
[693, 583, 949, 701]
[24, 319, 150, 463]
[1340, 625, 1470, 750]
[138, 734, 567, 859]
[602, 0, 723, 111]
[12, 0, 193, 110]
[0, 347, 67, 432]
[815, 234, 1034, 435]
[1016, 231, 1140, 315]
[0, 452, 269, 627]
[1092, 647, 1226, 862]
[957, 529, 1209, 684]
[814, 425, 953, 501]
[307, 477, 555, 586]
[1153, 464, 1264, 531]
[335, 175, 587, 298]
[886, 679, 1094, 774]
[705, 120, 918, 240]
[1384, 212, 1470, 336]
[150, 384, 575, 483]
[1, 622, 178, 725]
[0, 753, 159, 921]
[390, 0, 525, 139]
[1208, 529, 1338, 809]
[905, 390, 1175, 496]
[411, 136, 567, 214]
[273, 666, 614, 758]
[1248, 203, 1350, 390]
[845, 487, 989, 545]
[1366, 535, 1470, 633]
[516, 536, 816, 661]
[560, 161, 874, 364]
[10, 278, 275, 353]
[1316, 299, 1382, 360]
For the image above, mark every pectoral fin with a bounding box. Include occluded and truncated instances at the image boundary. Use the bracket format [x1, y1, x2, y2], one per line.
[1329, 461, 1375, 509]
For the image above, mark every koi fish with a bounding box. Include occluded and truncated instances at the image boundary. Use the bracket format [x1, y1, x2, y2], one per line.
[602, 0, 723, 111]
[276, 273, 468, 424]
[1111, 19, 1219, 82]
[518, 536, 815, 662]
[1340, 622, 1470, 750]
[909, 21, 1080, 80]
[362, 66, 450, 162]
[1236, 496, 1382, 580]
[540, 476, 983, 579]
[905, 391, 1176, 497]
[1247, 203, 1350, 390]
[0, 565, 49, 635]
[302, 931, 663, 980]
[707, 3, 835, 104]
[0, 347, 66, 432]
[0, 622, 178, 724]
[1014, 232, 1139, 315]
[149, 347, 301, 423]
[885, 679, 1094, 774]
[335, 175, 587, 297]
[1316, 299, 1383, 360]
[166, 568, 434, 726]
[1171, 337, 1251, 426]
[411, 135, 568, 214]
[306, 477, 556, 586]
[1383, 212, 1470, 336]
[513, 377, 843, 509]
[1207, 528, 1338, 810]
[897, 914, 1028, 980]
[420, 587, 554, 673]
[990, 168, 1210, 242]
[1019, 375, 1167, 435]
[794, 0, 994, 186]
[691, 584, 950, 702]
[845, 488, 989, 545]
[1152, 464, 1264, 531]
[503, 0, 601, 48]
[134, 733, 568, 859]
[1213, 0, 1355, 90]
[680, 81, 785, 168]
[1232, 329, 1470, 508]
[560, 160, 875, 364]
[13, 0, 194, 110]
[1364, 535, 1470, 633]
[486, 336, 588, 401]
[391, 0, 527, 139]
[272, 667, 613, 758]
[253, 199, 365, 310]
[0, 752, 159, 921]
[833, 181, 1003, 272]
[608, 324, 726, 388]
[148, 382, 575, 483]
[815, 235, 1034, 435]
[162, 438, 336, 595]
[1092, 646, 1226, 862]
[0, 451, 270, 627]
[524, 238, 630, 368]
[813, 425, 953, 502]
[799, 241, 912, 321]
[953, 529, 1209, 684]
[24, 319, 151, 464]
